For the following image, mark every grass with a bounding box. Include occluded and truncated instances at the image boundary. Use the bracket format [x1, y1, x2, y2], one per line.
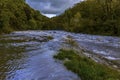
[0, 39, 27, 43]
[64, 35, 78, 48]
[47, 36, 53, 40]
[0, 35, 53, 43]
[54, 49, 120, 80]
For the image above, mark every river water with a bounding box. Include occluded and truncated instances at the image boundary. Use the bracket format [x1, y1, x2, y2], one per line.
[0, 30, 120, 80]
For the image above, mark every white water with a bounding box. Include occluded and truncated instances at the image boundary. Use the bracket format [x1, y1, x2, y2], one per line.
[0, 30, 120, 80]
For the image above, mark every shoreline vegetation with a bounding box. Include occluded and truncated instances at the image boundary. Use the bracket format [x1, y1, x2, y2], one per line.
[0, 0, 120, 36]
[0, 0, 48, 34]
[46, 0, 120, 36]
[54, 49, 120, 80]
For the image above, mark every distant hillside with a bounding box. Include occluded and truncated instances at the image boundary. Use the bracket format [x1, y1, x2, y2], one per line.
[52, 0, 120, 36]
[0, 0, 48, 33]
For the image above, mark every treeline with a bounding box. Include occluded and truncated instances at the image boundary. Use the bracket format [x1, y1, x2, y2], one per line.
[0, 0, 48, 34]
[51, 0, 120, 36]
[1, 0, 120, 36]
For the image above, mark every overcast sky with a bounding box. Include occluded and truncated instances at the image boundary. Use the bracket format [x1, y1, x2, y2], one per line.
[26, 0, 82, 17]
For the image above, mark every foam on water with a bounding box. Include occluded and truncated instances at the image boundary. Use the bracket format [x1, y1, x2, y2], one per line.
[0, 30, 120, 80]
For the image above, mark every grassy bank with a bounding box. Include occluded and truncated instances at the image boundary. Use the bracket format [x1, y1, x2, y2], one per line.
[54, 49, 120, 80]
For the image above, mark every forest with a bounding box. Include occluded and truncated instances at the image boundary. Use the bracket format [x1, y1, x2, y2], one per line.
[50, 0, 120, 36]
[0, 0, 48, 33]
[1, 0, 120, 36]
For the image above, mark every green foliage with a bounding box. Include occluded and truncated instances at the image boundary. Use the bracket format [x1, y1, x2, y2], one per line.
[52, 0, 120, 36]
[1, 0, 120, 36]
[28, 19, 37, 29]
[65, 35, 78, 48]
[54, 49, 120, 80]
[0, 0, 48, 34]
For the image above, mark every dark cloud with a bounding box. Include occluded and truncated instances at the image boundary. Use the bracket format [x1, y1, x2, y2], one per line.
[26, 0, 81, 15]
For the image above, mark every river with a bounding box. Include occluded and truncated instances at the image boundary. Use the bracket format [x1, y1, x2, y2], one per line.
[0, 30, 120, 80]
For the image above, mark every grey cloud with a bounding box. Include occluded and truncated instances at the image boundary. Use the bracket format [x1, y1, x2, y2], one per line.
[26, 0, 81, 15]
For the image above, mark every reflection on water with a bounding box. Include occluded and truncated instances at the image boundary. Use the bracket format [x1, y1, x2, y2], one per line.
[0, 30, 120, 80]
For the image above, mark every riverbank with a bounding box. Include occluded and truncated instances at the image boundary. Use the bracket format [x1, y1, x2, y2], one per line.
[54, 49, 120, 80]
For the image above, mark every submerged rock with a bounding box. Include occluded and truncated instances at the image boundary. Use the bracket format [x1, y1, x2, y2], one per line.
[0, 30, 120, 80]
